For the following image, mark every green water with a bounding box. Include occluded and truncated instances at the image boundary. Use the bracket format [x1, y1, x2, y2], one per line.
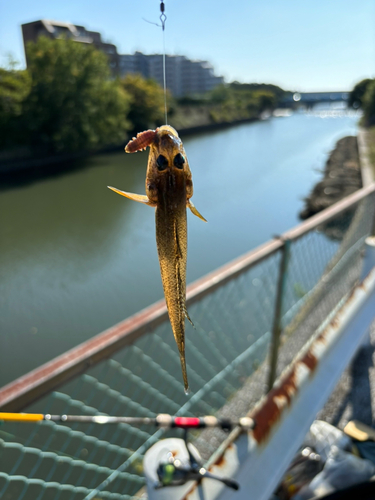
[0, 108, 360, 386]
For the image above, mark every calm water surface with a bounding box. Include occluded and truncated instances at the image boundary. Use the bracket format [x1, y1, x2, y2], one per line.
[0, 108, 360, 385]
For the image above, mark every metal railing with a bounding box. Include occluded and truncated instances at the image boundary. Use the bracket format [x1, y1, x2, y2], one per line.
[0, 183, 375, 500]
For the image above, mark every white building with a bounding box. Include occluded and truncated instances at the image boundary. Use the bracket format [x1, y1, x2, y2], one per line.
[119, 52, 223, 97]
[22, 20, 223, 97]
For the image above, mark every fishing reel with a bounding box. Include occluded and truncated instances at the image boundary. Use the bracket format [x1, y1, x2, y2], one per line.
[145, 430, 239, 493]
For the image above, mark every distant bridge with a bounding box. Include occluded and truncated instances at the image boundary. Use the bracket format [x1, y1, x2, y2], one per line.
[284, 91, 349, 107]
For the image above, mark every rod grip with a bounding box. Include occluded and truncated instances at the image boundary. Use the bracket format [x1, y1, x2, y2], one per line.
[0, 412, 44, 422]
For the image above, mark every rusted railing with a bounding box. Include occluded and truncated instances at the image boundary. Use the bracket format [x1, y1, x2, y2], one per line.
[1, 183, 374, 412]
[0, 182, 374, 500]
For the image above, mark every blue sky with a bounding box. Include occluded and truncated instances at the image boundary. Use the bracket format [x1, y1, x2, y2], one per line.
[0, 0, 374, 92]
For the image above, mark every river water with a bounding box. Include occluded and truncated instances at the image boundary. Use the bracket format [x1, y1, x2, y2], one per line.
[0, 107, 360, 386]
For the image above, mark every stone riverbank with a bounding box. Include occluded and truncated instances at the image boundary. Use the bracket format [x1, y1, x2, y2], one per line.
[300, 136, 362, 220]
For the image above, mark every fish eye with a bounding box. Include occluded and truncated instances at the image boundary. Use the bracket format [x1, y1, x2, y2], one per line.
[156, 154, 168, 170]
[174, 153, 185, 169]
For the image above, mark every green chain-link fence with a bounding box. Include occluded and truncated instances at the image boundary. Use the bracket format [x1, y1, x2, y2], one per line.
[0, 186, 374, 500]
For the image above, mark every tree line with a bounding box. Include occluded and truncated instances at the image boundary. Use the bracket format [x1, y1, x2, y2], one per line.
[0, 37, 286, 158]
[348, 78, 375, 126]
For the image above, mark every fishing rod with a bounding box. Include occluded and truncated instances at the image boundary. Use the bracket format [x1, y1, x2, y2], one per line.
[0, 412, 255, 430]
[1, 411, 248, 492]
[0, 412, 248, 492]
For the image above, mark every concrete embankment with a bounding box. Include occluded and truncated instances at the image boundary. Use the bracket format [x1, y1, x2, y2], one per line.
[299, 136, 362, 220]
[0, 116, 258, 176]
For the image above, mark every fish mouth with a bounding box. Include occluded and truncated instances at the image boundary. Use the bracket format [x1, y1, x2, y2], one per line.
[160, 134, 182, 150]
[158, 124, 179, 137]
[157, 125, 182, 148]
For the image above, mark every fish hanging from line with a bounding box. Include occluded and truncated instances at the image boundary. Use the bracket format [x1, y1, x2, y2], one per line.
[108, 125, 206, 394]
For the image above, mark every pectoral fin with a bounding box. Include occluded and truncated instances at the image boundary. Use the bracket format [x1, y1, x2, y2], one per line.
[188, 200, 207, 222]
[108, 186, 155, 206]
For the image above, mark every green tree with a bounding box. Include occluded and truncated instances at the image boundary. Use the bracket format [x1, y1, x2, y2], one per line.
[362, 80, 375, 126]
[207, 82, 280, 123]
[24, 36, 131, 153]
[252, 90, 276, 112]
[229, 81, 287, 101]
[120, 74, 167, 133]
[348, 78, 372, 109]
[208, 84, 231, 103]
[0, 66, 31, 149]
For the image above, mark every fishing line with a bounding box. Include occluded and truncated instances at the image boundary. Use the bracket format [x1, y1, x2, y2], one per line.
[160, 1, 168, 124]
[142, 2, 168, 123]
[143, 2, 168, 124]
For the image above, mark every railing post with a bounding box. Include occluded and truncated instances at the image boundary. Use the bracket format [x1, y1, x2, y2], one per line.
[267, 238, 291, 391]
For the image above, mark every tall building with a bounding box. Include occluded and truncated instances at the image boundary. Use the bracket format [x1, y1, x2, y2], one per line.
[21, 21, 223, 96]
[21, 20, 119, 75]
[119, 52, 223, 97]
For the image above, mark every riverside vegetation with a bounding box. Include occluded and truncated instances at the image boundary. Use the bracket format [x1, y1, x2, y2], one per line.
[0, 37, 287, 168]
[349, 78, 375, 178]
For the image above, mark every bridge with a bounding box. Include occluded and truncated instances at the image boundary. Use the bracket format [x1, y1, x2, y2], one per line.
[284, 91, 349, 107]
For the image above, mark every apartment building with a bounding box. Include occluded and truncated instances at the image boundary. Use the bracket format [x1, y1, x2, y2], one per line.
[119, 52, 223, 97]
[21, 20, 223, 96]
[21, 20, 119, 75]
